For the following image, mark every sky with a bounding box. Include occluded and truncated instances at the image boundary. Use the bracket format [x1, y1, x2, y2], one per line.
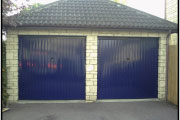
[127, 0, 165, 18]
[13, 0, 165, 18]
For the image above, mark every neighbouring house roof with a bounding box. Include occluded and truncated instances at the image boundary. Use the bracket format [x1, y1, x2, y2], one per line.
[8, 0, 177, 32]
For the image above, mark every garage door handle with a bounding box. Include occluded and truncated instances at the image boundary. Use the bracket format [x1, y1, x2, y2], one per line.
[126, 58, 130, 60]
[50, 57, 54, 62]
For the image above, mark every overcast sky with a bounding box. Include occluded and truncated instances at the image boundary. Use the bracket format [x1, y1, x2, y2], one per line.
[13, 0, 165, 18]
[127, 0, 165, 18]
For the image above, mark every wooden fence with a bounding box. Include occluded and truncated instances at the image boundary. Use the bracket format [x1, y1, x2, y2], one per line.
[168, 45, 178, 105]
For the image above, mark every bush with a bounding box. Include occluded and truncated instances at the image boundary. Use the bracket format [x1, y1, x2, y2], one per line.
[2, 41, 8, 107]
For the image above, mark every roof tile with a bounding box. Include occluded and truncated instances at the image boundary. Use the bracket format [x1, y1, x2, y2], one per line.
[13, 0, 177, 32]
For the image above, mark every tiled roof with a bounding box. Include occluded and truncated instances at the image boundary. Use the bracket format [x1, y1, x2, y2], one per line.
[13, 0, 177, 32]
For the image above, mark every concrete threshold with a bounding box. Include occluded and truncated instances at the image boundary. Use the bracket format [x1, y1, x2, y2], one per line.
[17, 99, 159, 104]
[97, 98, 160, 103]
[17, 100, 86, 104]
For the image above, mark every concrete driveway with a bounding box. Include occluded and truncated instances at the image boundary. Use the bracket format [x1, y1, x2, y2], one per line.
[3, 101, 177, 120]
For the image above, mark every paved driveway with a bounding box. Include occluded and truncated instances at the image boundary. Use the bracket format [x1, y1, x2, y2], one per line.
[3, 101, 177, 120]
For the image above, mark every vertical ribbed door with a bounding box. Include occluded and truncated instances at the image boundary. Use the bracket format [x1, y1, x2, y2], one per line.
[98, 37, 158, 99]
[18, 36, 85, 100]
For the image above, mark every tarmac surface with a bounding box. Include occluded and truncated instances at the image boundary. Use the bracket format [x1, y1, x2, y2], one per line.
[2, 101, 178, 120]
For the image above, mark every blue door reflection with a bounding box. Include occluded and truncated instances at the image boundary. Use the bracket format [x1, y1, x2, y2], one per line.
[18, 36, 86, 100]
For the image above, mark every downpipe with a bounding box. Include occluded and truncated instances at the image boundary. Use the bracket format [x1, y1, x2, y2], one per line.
[165, 30, 171, 101]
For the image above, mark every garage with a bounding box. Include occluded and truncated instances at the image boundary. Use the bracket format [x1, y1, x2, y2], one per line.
[97, 37, 159, 99]
[18, 36, 86, 100]
[5, 0, 177, 102]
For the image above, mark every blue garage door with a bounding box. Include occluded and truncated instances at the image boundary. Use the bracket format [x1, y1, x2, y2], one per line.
[98, 37, 159, 99]
[18, 36, 85, 100]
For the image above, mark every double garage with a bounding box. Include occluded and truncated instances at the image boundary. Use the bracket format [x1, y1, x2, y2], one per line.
[5, 0, 177, 102]
[18, 35, 158, 100]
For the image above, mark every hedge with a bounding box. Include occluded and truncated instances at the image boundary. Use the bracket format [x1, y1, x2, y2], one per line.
[2, 41, 8, 107]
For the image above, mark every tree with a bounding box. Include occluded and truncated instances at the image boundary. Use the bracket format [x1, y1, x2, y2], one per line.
[24, 3, 42, 11]
[2, 0, 42, 28]
[2, 0, 25, 27]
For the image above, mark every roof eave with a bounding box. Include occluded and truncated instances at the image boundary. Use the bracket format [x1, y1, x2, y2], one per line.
[6, 24, 178, 33]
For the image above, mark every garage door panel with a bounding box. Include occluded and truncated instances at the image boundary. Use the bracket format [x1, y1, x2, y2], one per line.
[18, 36, 85, 100]
[98, 37, 158, 99]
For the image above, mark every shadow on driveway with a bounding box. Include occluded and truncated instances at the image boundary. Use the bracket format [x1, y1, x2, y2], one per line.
[2, 101, 177, 120]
